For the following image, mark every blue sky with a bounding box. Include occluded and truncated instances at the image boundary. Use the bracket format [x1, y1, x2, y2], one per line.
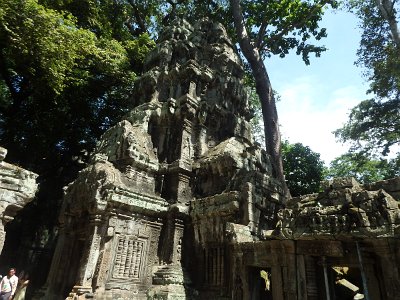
[266, 10, 369, 164]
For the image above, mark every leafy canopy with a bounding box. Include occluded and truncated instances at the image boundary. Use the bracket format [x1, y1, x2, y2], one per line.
[0, 0, 155, 173]
[0, 0, 158, 289]
[240, 0, 338, 64]
[336, 0, 400, 157]
[282, 141, 325, 197]
[327, 152, 399, 183]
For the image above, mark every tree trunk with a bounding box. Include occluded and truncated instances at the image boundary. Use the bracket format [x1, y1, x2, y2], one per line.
[375, 0, 400, 47]
[230, 0, 291, 201]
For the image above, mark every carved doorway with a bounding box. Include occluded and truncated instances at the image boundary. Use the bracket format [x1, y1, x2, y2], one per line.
[249, 267, 273, 300]
[330, 266, 364, 300]
[319, 263, 382, 300]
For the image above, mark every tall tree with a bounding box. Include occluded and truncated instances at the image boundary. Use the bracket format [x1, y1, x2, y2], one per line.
[0, 0, 156, 173]
[336, 0, 400, 156]
[230, 0, 338, 200]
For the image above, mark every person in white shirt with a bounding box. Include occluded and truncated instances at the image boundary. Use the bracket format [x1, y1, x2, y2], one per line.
[0, 268, 18, 300]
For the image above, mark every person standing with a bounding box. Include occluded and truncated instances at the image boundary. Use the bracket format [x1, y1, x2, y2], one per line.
[0, 268, 18, 300]
[13, 271, 28, 300]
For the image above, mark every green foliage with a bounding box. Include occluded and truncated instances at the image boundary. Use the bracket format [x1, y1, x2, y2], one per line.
[39, 0, 163, 38]
[335, 98, 400, 156]
[240, 0, 339, 64]
[336, 1, 400, 156]
[124, 33, 156, 72]
[348, 0, 400, 98]
[186, 0, 339, 64]
[327, 152, 399, 183]
[0, 0, 155, 173]
[0, 0, 156, 288]
[1, 0, 99, 95]
[281, 141, 325, 197]
[38, 0, 158, 72]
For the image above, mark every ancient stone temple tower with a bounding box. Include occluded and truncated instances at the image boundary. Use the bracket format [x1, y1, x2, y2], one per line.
[40, 19, 283, 299]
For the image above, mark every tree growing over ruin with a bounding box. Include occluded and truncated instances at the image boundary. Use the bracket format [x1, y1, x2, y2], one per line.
[0, 0, 341, 200]
[230, 0, 338, 199]
[0, 0, 346, 291]
[151, 0, 339, 199]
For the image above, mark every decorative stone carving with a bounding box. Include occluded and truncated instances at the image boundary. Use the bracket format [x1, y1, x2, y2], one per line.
[274, 177, 400, 239]
[40, 18, 283, 300]
[226, 177, 400, 300]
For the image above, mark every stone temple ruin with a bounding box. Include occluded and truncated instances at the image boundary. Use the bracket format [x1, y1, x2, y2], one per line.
[0, 147, 37, 255]
[25, 19, 400, 300]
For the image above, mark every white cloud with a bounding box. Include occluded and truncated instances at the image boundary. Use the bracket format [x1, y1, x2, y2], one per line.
[276, 76, 364, 164]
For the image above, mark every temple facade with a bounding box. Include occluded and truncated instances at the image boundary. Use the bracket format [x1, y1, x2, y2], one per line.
[39, 19, 400, 300]
[228, 177, 400, 300]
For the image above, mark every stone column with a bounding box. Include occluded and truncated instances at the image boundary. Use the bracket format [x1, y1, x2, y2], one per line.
[172, 220, 185, 265]
[322, 256, 331, 300]
[304, 256, 319, 300]
[271, 250, 284, 300]
[38, 225, 67, 299]
[149, 217, 189, 299]
[284, 252, 297, 299]
[196, 124, 207, 157]
[297, 254, 308, 300]
[92, 224, 114, 294]
[364, 263, 382, 300]
[373, 240, 400, 300]
[176, 173, 191, 203]
[180, 119, 194, 159]
[232, 250, 246, 300]
[72, 214, 103, 295]
[356, 241, 370, 300]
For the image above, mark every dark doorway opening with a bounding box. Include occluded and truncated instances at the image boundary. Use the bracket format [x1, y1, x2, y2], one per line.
[331, 266, 364, 300]
[249, 267, 273, 300]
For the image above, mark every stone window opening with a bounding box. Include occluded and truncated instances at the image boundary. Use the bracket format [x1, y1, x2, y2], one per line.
[203, 246, 225, 287]
[111, 235, 147, 281]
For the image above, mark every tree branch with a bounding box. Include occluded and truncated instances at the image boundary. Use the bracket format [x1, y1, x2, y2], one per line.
[375, 0, 400, 47]
[0, 51, 22, 116]
[256, 22, 267, 49]
[264, 0, 331, 49]
[126, 0, 147, 34]
[230, 0, 260, 60]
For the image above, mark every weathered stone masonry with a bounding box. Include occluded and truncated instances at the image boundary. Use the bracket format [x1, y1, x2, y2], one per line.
[0, 147, 38, 255]
[40, 19, 400, 300]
